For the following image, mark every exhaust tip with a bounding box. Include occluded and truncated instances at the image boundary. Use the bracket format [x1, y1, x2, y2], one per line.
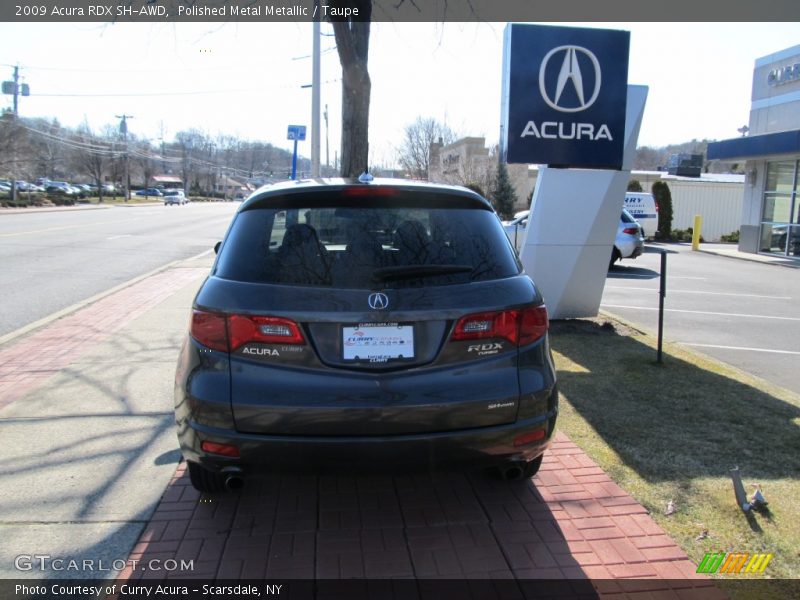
[224, 475, 245, 491]
[503, 466, 524, 481]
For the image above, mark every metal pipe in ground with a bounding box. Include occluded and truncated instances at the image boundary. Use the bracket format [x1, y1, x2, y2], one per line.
[657, 250, 667, 364]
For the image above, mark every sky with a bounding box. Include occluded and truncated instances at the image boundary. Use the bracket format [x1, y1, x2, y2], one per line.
[1, 21, 799, 168]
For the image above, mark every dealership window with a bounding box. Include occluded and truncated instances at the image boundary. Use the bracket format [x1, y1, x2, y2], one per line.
[760, 160, 799, 256]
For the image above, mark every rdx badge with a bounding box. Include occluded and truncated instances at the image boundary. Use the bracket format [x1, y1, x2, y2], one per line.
[467, 343, 503, 355]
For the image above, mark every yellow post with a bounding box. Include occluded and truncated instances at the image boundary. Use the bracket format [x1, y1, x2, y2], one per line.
[692, 214, 702, 250]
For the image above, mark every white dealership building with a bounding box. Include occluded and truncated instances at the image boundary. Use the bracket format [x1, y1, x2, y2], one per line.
[708, 44, 800, 257]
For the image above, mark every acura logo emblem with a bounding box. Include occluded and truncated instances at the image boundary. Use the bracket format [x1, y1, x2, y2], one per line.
[539, 45, 602, 113]
[368, 292, 389, 310]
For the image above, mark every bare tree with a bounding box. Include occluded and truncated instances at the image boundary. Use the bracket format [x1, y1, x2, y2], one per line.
[330, 1, 372, 177]
[71, 123, 111, 202]
[396, 117, 457, 179]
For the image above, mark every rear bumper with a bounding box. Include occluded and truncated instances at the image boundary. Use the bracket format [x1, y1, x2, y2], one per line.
[178, 397, 558, 475]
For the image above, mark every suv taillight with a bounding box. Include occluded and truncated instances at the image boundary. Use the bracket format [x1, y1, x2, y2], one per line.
[451, 305, 548, 346]
[191, 310, 228, 352]
[622, 227, 639, 235]
[190, 310, 305, 351]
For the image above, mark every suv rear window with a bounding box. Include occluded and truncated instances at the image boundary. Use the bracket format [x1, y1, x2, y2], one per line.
[215, 201, 520, 288]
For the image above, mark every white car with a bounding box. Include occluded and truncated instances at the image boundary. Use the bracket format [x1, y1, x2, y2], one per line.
[502, 211, 529, 252]
[163, 189, 188, 205]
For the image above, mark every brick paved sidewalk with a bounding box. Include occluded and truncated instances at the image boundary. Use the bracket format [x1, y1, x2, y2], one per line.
[0, 267, 207, 411]
[120, 434, 722, 598]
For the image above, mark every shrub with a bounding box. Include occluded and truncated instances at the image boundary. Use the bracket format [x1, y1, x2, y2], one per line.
[720, 230, 740, 243]
[652, 181, 673, 240]
[627, 179, 643, 192]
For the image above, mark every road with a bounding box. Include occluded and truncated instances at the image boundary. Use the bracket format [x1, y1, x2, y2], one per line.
[0, 202, 238, 337]
[602, 243, 800, 394]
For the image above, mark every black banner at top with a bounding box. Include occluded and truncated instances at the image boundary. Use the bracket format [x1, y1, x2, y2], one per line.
[2, 0, 800, 23]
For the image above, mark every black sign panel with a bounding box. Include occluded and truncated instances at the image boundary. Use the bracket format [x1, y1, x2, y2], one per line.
[501, 24, 630, 169]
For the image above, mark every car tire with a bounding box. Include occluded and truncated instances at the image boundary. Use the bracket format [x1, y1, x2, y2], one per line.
[522, 454, 544, 479]
[609, 247, 621, 269]
[187, 461, 227, 493]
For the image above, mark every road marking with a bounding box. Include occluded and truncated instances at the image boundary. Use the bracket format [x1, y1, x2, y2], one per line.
[607, 275, 707, 280]
[683, 343, 800, 356]
[106, 234, 132, 240]
[601, 304, 800, 322]
[604, 286, 791, 300]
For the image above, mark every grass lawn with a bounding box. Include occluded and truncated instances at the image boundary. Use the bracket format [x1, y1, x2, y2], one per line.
[550, 316, 799, 597]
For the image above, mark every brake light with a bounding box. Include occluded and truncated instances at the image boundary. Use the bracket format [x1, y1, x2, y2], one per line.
[190, 311, 305, 351]
[513, 428, 547, 447]
[342, 187, 398, 197]
[623, 227, 639, 234]
[451, 305, 548, 346]
[191, 310, 228, 352]
[228, 315, 305, 350]
[518, 305, 549, 346]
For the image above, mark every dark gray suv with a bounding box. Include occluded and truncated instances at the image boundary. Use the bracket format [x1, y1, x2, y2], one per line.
[175, 178, 558, 492]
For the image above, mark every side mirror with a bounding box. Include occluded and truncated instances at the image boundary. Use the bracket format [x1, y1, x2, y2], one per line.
[214, 241, 221, 255]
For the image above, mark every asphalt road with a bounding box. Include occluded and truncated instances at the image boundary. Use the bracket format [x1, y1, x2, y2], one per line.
[602, 243, 800, 394]
[0, 202, 239, 337]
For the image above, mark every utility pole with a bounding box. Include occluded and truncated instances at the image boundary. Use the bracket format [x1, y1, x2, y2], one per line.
[2, 65, 29, 204]
[311, 3, 321, 177]
[10, 66, 19, 203]
[324, 104, 330, 174]
[116, 114, 133, 200]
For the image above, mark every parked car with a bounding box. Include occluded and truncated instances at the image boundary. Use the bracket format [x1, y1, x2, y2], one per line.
[175, 178, 558, 492]
[163, 189, 187, 205]
[45, 181, 76, 195]
[611, 209, 645, 268]
[135, 187, 163, 197]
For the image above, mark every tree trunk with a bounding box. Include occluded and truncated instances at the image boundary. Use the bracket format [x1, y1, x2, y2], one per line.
[331, 4, 372, 178]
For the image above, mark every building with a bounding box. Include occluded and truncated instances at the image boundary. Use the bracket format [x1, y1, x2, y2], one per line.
[708, 44, 800, 257]
[150, 175, 183, 189]
[429, 136, 535, 212]
[631, 171, 744, 241]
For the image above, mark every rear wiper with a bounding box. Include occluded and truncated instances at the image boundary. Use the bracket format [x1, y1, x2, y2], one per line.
[372, 264, 473, 282]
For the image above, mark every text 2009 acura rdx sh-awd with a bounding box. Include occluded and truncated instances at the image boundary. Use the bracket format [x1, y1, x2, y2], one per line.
[174, 178, 558, 492]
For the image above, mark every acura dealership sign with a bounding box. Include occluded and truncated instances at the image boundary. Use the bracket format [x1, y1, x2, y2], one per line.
[501, 24, 630, 169]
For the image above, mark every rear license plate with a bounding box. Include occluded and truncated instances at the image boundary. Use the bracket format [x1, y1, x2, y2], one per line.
[342, 323, 415, 362]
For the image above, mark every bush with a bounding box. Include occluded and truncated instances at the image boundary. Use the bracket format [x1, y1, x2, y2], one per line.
[652, 181, 673, 240]
[720, 230, 740, 243]
[627, 179, 643, 192]
[671, 228, 705, 243]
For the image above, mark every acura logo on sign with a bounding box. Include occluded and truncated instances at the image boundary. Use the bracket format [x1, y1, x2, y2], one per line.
[539, 45, 602, 113]
[368, 292, 389, 310]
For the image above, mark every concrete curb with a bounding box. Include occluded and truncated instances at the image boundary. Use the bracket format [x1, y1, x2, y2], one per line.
[698, 247, 800, 269]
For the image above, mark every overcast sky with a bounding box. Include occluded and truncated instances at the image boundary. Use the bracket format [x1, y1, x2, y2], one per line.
[1, 21, 798, 167]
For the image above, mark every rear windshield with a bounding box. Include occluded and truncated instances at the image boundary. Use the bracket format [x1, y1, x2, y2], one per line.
[214, 204, 520, 288]
[621, 209, 635, 223]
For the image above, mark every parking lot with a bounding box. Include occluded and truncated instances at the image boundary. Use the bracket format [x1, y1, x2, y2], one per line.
[602, 243, 800, 394]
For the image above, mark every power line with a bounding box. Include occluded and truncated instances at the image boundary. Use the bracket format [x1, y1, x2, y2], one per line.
[30, 79, 342, 98]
